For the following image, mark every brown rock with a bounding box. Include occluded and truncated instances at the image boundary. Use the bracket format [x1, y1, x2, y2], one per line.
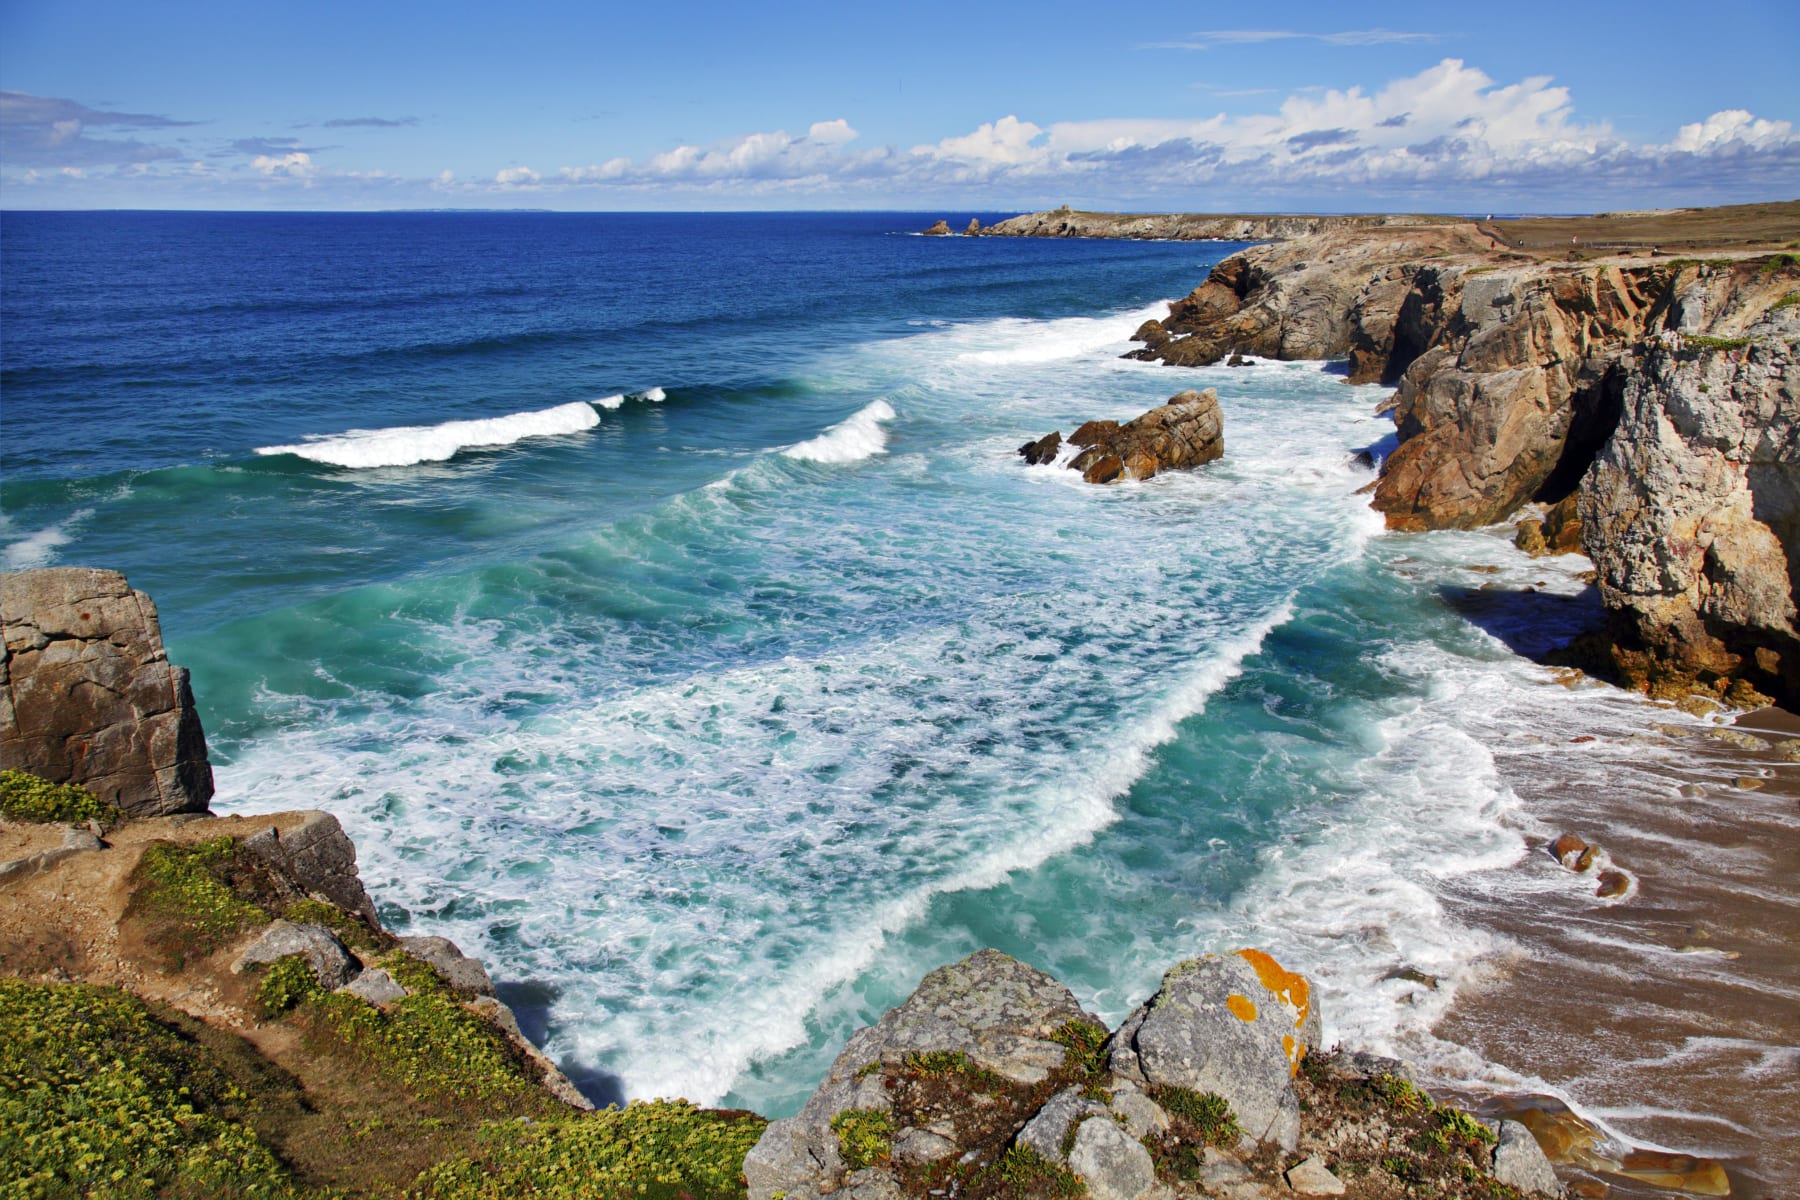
[1541, 492, 1584, 554]
[1549, 833, 1591, 868]
[1515, 518, 1550, 556]
[1595, 869, 1630, 898]
[2, 568, 213, 817]
[1026, 389, 1225, 486]
[1018, 431, 1062, 466]
[921, 219, 951, 236]
[964, 218, 981, 236]
[1081, 454, 1124, 485]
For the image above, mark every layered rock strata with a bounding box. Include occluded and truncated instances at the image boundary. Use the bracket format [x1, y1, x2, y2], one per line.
[2, 567, 213, 815]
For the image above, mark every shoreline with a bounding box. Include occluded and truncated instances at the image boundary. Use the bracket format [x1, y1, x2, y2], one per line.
[1432, 687, 1800, 1196]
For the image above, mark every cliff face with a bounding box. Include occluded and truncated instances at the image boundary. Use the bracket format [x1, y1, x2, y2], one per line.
[1121, 220, 1800, 699]
[2, 567, 213, 815]
[1580, 309, 1800, 699]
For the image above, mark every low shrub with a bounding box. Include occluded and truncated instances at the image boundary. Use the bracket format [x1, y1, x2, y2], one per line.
[829, 1107, 893, 1170]
[0, 769, 118, 825]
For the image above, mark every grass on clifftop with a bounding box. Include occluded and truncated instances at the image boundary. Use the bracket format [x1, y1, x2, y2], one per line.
[410, 1101, 766, 1200]
[129, 836, 273, 967]
[0, 979, 305, 1200]
[0, 769, 118, 826]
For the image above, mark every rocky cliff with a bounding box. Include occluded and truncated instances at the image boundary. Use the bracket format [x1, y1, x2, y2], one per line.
[1019, 388, 1225, 484]
[978, 209, 1452, 242]
[2, 567, 213, 816]
[1118, 218, 1800, 701]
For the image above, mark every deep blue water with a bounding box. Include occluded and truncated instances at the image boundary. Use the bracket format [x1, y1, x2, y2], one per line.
[1, 210, 1631, 1117]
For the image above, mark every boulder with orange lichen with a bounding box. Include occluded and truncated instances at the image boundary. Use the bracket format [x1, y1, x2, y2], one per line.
[1108, 948, 1322, 1151]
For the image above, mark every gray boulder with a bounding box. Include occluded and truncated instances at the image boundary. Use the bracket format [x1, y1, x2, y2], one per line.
[1492, 1119, 1561, 1196]
[398, 934, 496, 996]
[1015, 1086, 1108, 1161]
[1066, 1116, 1158, 1200]
[231, 920, 357, 990]
[2, 567, 213, 816]
[1109, 949, 1321, 1151]
[339, 967, 407, 1006]
[745, 949, 1099, 1200]
[241, 812, 381, 926]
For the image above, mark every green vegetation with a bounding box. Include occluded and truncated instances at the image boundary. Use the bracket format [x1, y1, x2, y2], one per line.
[1148, 1084, 1241, 1146]
[410, 1101, 765, 1200]
[0, 769, 118, 825]
[1047, 1019, 1108, 1079]
[1373, 1073, 1429, 1115]
[903, 1049, 979, 1076]
[829, 1107, 893, 1170]
[257, 954, 326, 1017]
[133, 837, 271, 963]
[1770, 291, 1800, 310]
[1686, 334, 1752, 351]
[0, 979, 303, 1200]
[1757, 252, 1800, 275]
[971, 1145, 1086, 1198]
[302, 952, 545, 1108]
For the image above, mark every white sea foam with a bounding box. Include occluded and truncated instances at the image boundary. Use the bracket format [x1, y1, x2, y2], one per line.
[0, 507, 94, 570]
[638, 386, 666, 402]
[957, 302, 1166, 365]
[592, 393, 626, 410]
[255, 400, 600, 468]
[781, 399, 896, 463]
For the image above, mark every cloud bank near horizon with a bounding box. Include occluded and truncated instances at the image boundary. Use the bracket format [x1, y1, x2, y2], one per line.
[5, 60, 1797, 209]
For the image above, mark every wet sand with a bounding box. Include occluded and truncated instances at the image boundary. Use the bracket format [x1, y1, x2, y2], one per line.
[1432, 701, 1800, 1197]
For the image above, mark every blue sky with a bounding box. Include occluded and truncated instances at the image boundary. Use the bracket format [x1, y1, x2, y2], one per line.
[3, 0, 1797, 211]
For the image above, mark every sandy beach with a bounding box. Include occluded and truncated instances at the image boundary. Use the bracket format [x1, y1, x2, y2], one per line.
[1430, 697, 1800, 1197]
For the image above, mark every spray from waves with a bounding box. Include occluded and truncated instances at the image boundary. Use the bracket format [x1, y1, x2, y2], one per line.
[593, 387, 667, 410]
[781, 399, 896, 464]
[0, 507, 94, 570]
[564, 601, 1304, 1103]
[254, 400, 600, 469]
[957, 301, 1167, 366]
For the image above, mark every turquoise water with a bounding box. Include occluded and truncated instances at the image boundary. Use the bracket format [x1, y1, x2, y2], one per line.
[2, 212, 1642, 1117]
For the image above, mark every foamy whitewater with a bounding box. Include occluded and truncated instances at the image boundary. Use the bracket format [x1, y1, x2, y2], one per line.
[7, 212, 1746, 1142]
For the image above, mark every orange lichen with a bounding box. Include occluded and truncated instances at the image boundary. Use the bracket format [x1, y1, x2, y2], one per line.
[1237, 948, 1313, 1075]
[1226, 993, 1258, 1022]
[1283, 1034, 1297, 1073]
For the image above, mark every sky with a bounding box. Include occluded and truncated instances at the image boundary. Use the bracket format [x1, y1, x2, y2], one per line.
[2, 0, 1797, 212]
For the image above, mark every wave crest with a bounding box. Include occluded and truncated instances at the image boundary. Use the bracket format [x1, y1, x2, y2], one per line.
[782, 399, 896, 464]
[255, 400, 601, 469]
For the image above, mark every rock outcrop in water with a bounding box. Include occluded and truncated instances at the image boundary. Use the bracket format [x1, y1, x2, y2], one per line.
[2, 567, 213, 816]
[1020, 388, 1224, 484]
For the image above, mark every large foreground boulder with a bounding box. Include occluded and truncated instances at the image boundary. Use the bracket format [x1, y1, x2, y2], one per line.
[2, 567, 213, 815]
[1109, 949, 1322, 1151]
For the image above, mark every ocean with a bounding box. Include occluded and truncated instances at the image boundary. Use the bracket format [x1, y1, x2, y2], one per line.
[0, 211, 1771, 1164]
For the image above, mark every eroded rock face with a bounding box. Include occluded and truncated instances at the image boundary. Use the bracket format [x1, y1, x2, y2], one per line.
[1109, 950, 1321, 1151]
[1578, 316, 1800, 701]
[2, 568, 213, 816]
[1021, 389, 1224, 485]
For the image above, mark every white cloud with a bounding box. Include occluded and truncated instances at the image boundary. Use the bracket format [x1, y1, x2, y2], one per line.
[252, 151, 315, 178]
[807, 119, 858, 145]
[495, 165, 541, 186]
[1668, 109, 1793, 153]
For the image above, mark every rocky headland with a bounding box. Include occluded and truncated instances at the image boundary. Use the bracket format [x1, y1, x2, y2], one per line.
[1111, 211, 1800, 706]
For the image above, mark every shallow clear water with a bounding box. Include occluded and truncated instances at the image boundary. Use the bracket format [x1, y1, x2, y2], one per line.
[7, 212, 1779, 1160]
